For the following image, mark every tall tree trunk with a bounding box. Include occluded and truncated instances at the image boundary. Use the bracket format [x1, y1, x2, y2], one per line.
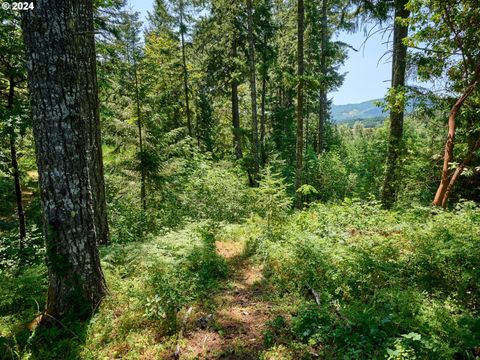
[133, 58, 147, 213]
[231, 38, 243, 160]
[294, 0, 305, 209]
[7, 75, 26, 247]
[432, 63, 480, 206]
[317, 91, 327, 153]
[247, 0, 260, 185]
[381, 0, 409, 208]
[23, 0, 107, 320]
[260, 75, 267, 165]
[317, 0, 327, 154]
[87, 11, 109, 246]
[260, 33, 268, 165]
[180, 4, 192, 137]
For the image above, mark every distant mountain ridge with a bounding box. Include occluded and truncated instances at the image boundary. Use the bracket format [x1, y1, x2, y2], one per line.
[331, 99, 387, 123]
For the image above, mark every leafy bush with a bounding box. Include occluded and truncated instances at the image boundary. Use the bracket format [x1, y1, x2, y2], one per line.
[314, 151, 352, 201]
[0, 226, 44, 273]
[255, 165, 291, 228]
[259, 200, 480, 358]
[178, 161, 257, 224]
[145, 225, 227, 333]
[0, 223, 230, 359]
[107, 155, 259, 235]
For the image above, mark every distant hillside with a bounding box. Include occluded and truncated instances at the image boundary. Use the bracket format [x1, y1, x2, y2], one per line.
[331, 99, 387, 123]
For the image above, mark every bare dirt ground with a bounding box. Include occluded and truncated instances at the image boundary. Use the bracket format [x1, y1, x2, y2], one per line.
[176, 240, 275, 359]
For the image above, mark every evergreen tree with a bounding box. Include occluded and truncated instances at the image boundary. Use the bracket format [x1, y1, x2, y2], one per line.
[22, 0, 107, 319]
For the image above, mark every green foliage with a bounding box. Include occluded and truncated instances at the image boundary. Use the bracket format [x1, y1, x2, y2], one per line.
[258, 201, 480, 358]
[339, 116, 386, 128]
[386, 332, 434, 360]
[255, 165, 291, 228]
[263, 315, 288, 348]
[0, 224, 229, 359]
[145, 225, 227, 333]
[314, 151, 351, 201]
[301, 114, 449, 206]
[0, 226, 44, 272]
[175, 160, 257, 224]
[195, 85, 216, 153]
[291, 304, 331, 343]
[144, 266, 196, 332]
[2, 0, 480, 359]
[0, 177, 15, 219]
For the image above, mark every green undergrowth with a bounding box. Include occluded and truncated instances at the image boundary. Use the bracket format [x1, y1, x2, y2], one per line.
[253, 200, 480, 359]
[1, 200, 480, 359]
[0, 223, 228, 359]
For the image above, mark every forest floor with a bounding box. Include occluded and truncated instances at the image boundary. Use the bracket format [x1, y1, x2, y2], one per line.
[2, 205, 477, 359]
[176, 240, 276, 359]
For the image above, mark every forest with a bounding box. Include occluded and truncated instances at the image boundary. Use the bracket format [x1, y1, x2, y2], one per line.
[0, 0, 479, 358]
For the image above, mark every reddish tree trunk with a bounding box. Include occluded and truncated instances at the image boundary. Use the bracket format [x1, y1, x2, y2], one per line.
[440, 137, 480, 207]
[433, 63, 480, 207]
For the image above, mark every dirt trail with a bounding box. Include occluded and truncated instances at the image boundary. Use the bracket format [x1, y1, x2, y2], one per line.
[179, 240, 274, 359]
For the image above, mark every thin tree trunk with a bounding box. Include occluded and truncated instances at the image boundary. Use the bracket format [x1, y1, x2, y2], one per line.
[87, 11, 109, 246]
[381, 0, 409, 208]
[180, 5, 192, 137]
[23, 0, 107, 320]
[247, 0, 260, 185]
[318, 91, 326, 153]
[7, 75, 26, 247]
[260, 68, 267, 165]
[317, 0, 327, 154]
[294, 0, 305, 209]
[433, 63, 480, 206]
[133, 57, 147, 213]
[231, 38, 243, 160]
[260, 33, 268, 165]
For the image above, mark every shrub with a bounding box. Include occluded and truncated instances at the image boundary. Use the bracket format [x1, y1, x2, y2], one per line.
[259, 201, 480, 358]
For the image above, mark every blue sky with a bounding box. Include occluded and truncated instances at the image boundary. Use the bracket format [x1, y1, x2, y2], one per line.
[128, 0, 392, 106]
[333, 29, 392, 105]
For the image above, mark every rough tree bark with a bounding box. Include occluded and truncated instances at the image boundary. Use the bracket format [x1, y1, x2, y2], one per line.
[433, 63, 480, 207]
[7, 75, 26, 247]
[294, 0, 305, 209]
[247, 0, 260, 185]
[231, 38, 243, 160]
[381, 0, 410, 208]
[23, 0, 107, 320]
